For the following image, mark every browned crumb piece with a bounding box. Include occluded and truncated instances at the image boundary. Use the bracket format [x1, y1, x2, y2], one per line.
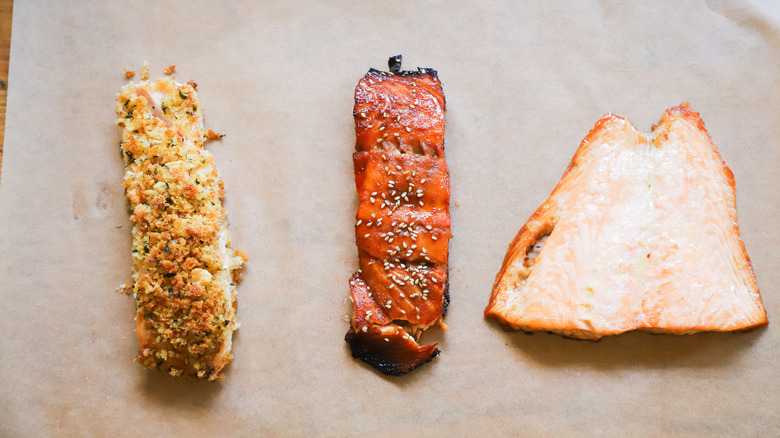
[125, 69, 136, 79]
[206, 129, 224, 140]
[164, 65, 176, 75]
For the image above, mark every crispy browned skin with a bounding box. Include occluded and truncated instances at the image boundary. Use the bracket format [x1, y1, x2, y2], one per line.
[345, 56, 451, 375]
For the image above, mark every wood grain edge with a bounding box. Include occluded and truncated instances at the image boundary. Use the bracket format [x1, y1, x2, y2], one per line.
[0, 0, 13, 185]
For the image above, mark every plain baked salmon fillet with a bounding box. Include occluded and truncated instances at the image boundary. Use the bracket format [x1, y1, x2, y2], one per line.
[345, 56, 451, 375]
[486, 104, 767, 340]
[116, 78, 246, 380]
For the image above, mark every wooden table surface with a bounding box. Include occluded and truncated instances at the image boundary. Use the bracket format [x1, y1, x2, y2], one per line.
[0, 0, 13, 184]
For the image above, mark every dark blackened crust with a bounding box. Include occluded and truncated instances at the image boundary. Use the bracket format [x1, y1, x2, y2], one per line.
[441, 272, 450, 317]
[345, 325, 439, 376]
[360, 54, 439, 80]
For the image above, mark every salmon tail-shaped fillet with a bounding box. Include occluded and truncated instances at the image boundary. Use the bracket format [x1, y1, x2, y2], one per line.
[486, 103, 767, 340]
[345, 56, 451, 375]
[116, 78, 246, 380]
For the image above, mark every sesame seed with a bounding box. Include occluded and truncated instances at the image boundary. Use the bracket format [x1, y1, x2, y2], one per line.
[376, 138, 382, 143]
[371, 191, 377, 196]
[370, 197, 375, 203]
[360, 112, 366, 118]
[379, 126, 385, 131]
[432, 236, 438, 241]
[419, 201, 424, 206]
[356, 220, 362, 225]
[362, 326, 368, 332]
[364, 234, 369, 238]
[406, 127, 411, 132]
[384, 338, 389, 342]
[421, 179, 427, 183]
[394, 133, 399, 137]
[396, 165, 402, 171]
[382, 154, 387, 160]
[410, 105, 415, 109]
[425, 225, 433, 230]
[366, 221, 373, 227]
[383, 133, 388, 138]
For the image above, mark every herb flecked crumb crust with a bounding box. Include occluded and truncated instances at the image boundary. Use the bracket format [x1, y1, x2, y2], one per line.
[116, 79, 246, 381]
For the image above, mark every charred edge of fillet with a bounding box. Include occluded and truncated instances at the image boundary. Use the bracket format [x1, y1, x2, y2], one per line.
[345, 326, 439, 376]
[441, 273, 451, 317]
[364, 54, 437, 79]
[388, 54, 403, 73]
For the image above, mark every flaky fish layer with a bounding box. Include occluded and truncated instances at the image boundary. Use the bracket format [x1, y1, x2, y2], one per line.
[487, 104, 767, 339]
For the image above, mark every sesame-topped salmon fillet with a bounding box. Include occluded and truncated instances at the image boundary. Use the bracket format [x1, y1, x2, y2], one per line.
[486, 104, 767, 340]
[116, 78, 246, 380]
[345, 56, 452, 375]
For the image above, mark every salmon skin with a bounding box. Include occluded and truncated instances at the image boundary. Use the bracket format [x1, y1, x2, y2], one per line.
[486, 104, 767, 340]
[345, 55, 451, 375]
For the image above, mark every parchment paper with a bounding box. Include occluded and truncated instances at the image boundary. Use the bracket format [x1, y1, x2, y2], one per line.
[1, 1, 778, 436]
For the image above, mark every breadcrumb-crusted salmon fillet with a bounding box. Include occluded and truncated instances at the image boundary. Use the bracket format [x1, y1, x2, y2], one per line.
[116, 78, 246, 380]
[345, 56, 451, 375]
[486, 104, 767, 340]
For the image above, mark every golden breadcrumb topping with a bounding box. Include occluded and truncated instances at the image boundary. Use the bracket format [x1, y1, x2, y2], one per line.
[116, 78, 245, 380]
[164, 65, 176, 75]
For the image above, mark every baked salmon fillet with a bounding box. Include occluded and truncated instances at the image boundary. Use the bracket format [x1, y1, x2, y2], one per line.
[345, 56, 452, 375]
[486, 104, 767, 340]
[116, 78, 246, 380]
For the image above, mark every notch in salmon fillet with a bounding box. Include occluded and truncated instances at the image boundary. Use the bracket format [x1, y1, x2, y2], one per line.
[116, 78, 246, 380]
[345, 56, 452, 375]
[486, 104, 767, 340]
